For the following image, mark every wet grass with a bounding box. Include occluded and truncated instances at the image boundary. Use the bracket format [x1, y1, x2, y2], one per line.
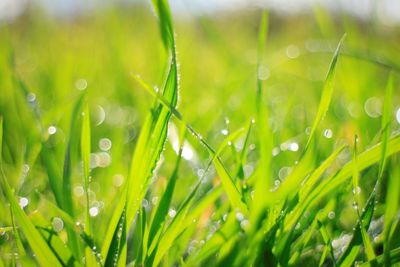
[1, 0, 400, 266]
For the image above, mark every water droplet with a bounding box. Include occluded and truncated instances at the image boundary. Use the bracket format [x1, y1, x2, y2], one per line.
[22, 164, 30, 174]
[352, 186, 361, 195]
[272, 147, 280, 156]
[99, 138, 112, 151]
[323, 129, 333, 139]
[220, 129, 228, 136]
[89, 207, 99, 217]
[222, 214, 228, 221]
[288, 142, 299, 152]
[227, 141, 232, 146]
[168, 209, 177, 218]
[396, 107, 400, 124]
[235, 212, 244, 221]
[75, 78, 88, 91]
[295, 222, 301, 230]
[249, 144, 256, 150]
[352, 202, 359, 210]
[27, 92, 36, 102]
[274, 179, 281, 186]
[197, 168, 205, 178]
[328, 211, 335, 219]
[240, 219, 249, 229]
[52, 217, 64, 232]
[152, 196, 159, 205]
[278, 166, 292, 180]
[48, 126, 57, 135]
[19, 197, 29, 208]
[141, 199, 149, 208]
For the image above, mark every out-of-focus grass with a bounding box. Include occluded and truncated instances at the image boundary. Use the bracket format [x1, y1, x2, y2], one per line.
[0, 1, 400, 266]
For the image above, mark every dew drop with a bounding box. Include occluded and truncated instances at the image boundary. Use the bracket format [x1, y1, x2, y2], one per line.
[352, 186, 361, 195]
[328, 211, 335, 219]
[235, 212, 244, 221]
[52, 217, 64, 232]
[168, 209, 177, 218]
[220, 129, 228, 136]
[89, 207, 99, 217]
[323, 128, 333, 139]
[27, 92, 36, 103]
[48, 126, 57, 135]
[240, 219, 249, 229]
[288, 142, 299, 152]
[141, 199, 149, 208]
[19, 197, 29, 208]
[396, 108, 400, 124]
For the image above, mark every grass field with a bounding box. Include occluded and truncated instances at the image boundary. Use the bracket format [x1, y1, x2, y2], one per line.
[1, 0, 400, 266]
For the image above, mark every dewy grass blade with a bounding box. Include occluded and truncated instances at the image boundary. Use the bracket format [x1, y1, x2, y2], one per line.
[81, 104, 96, 266]
[305, 34, 346, 150]
[382, 73, 397, 266]
[0, 117, 62, 266]
[62, 94, 85, 261]
[379, 72, 393, 180]
[146, 130, 184, 255]
[133, 74, 247, 212]
[338, 192, 376, 267]
[103, 0, 179, 263]
[352, 136, 376, 262]
[252, 10, 273, 220]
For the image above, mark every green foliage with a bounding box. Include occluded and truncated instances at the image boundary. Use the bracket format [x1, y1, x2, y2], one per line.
[1, 1, 400, 266]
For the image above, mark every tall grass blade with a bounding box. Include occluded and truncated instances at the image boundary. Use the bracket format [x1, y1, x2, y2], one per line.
[0, 117, 62, 266]
[81, 104, 96, 267]
[102, 0, 179, 263]
[305, 34, 346, 150]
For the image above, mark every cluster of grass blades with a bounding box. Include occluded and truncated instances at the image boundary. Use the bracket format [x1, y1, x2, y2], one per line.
[1, 0, 400, 266]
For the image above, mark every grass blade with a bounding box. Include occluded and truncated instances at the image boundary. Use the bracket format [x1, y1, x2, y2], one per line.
[81, 104, 96, 266]
[0, 117, 62, 266]
[305, 34, 346, 150]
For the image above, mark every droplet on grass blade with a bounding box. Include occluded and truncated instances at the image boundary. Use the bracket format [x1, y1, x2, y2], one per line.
[19, 197, 29, 208]
[52, 217, 64, 232]
[27, 92, 36, 103]
[89, 207, 99, 217]
[47, 126, 57, 135]
[288, 142, 299, 151]
[168, 209, 176, 218]
[323, 128, 333, 139]
[328, 211, 335, 219]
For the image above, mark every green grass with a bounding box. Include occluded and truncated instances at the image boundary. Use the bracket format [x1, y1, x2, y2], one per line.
[1, 0, 400, 266]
